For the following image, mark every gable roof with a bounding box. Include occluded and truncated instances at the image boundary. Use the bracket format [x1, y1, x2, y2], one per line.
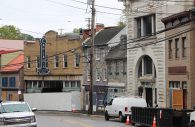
[105, 44, 127, 60]
[0, 50, 20, 55]
[84, 26, 124, 46]
[1, 53, 24, 72]
[61, 33, 80, 40]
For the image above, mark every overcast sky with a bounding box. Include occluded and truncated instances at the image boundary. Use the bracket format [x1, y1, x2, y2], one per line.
[0, 0, 124, 38]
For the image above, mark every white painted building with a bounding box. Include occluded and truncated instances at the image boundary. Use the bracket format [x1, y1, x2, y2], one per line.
[120, 0, 194, 107]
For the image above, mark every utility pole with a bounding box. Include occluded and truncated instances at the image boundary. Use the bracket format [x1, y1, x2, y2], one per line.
[88, 0, 95, 115]
[85, 18, 91, 29]
[58, 28, 64, 35]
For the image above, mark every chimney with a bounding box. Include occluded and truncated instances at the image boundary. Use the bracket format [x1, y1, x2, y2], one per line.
[82, 23, 104, 39]
[96, 23, 104, 32]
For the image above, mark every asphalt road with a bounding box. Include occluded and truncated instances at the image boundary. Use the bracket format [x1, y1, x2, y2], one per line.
[35, 111, 134, 127]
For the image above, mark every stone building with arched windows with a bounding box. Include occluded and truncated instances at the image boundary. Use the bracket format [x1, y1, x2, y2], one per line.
[120, 0, 194, 107]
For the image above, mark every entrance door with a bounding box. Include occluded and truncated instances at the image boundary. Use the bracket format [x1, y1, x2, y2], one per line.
[183, 89, 187, 109]
[172, 89, 183, 109]
[146, 88, 153, 107]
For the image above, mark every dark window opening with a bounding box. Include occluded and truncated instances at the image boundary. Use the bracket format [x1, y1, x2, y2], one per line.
[144, 56, 152, 74]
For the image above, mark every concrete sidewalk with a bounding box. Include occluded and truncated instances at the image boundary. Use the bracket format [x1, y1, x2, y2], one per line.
[35, 110, 105, 118]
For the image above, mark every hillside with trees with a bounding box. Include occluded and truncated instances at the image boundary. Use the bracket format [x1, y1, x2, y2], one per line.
[0, 25, 34, 40]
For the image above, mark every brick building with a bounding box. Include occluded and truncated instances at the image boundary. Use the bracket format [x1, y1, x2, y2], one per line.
[24, 31, 83, 93]
[162, 10, 195, 109]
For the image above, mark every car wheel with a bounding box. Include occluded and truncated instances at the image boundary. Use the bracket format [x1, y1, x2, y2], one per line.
[105, 111, 110, 121]
[119, 112, 124, 123]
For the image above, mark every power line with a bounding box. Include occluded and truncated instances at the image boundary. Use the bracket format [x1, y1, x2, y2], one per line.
[128, 26, 195, 50]
[70, 0, 184, 15]
[45, 0, 86, 11]
[108, 22, 191, 47]
[1, 24, 194, 68]
[71, 0, 123, 11]
[45, 0, 121, 16]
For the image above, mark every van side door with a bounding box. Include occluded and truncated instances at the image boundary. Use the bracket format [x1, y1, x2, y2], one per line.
[106, 99, 115, 116]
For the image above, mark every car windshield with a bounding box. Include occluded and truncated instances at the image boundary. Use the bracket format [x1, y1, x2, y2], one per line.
[1, 103, 31, 113]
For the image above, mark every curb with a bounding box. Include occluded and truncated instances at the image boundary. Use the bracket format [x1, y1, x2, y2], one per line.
[35, 110, 104, 118]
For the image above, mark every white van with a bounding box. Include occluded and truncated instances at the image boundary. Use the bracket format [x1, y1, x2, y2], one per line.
[105, 96, 147, 122]
[189, 111, 195, 127]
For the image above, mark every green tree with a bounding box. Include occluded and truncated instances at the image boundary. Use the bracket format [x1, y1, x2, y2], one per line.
[117, 8, 126, 28]
[73, 28, 82, 34]
[117, 21, 126, 28]
[21, 33, 34, 40]
[0, 25, 34, 40]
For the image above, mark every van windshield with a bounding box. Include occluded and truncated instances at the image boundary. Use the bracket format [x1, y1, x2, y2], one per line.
[1, 103, 30, 113]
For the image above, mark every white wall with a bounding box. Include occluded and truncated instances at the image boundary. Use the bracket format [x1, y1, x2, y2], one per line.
[24, 92, 81, 111]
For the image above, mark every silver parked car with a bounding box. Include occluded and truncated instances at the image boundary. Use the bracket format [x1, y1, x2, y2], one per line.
[0, 101, 37, 127]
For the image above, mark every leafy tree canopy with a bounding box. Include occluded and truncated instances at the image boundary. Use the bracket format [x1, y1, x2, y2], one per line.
[117, 21, 126, 28]
[0, 25, 34, 40]
[73, 28, 82, 34]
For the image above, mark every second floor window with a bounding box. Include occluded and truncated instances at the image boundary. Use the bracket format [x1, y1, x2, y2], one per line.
[26, 56, 31, 69]
[169, 40, 173, 59]
[9, 77, 16, 87]
[36, 56, 40, 68]
[75, 53, 80, 67]
[2, 77, 8, 87]
[54, 55, 59, 68]
[175, 38, 179, 59]
[182, 37, 187, 58]
[63, 54, 68, 68]
[136, 14, 155, 38]
[115, 61, 119, 75]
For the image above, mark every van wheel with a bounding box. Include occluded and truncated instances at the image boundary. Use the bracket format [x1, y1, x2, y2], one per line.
[189, 121, 195, 127]
[119, 112, 124, 122]
[105, 111, 110, 121]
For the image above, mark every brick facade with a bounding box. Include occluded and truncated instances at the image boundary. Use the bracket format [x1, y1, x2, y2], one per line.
[24, 31, 83, 93]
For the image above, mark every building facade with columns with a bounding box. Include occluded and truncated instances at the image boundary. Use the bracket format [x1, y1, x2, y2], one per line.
[120, 0, 194, 107]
